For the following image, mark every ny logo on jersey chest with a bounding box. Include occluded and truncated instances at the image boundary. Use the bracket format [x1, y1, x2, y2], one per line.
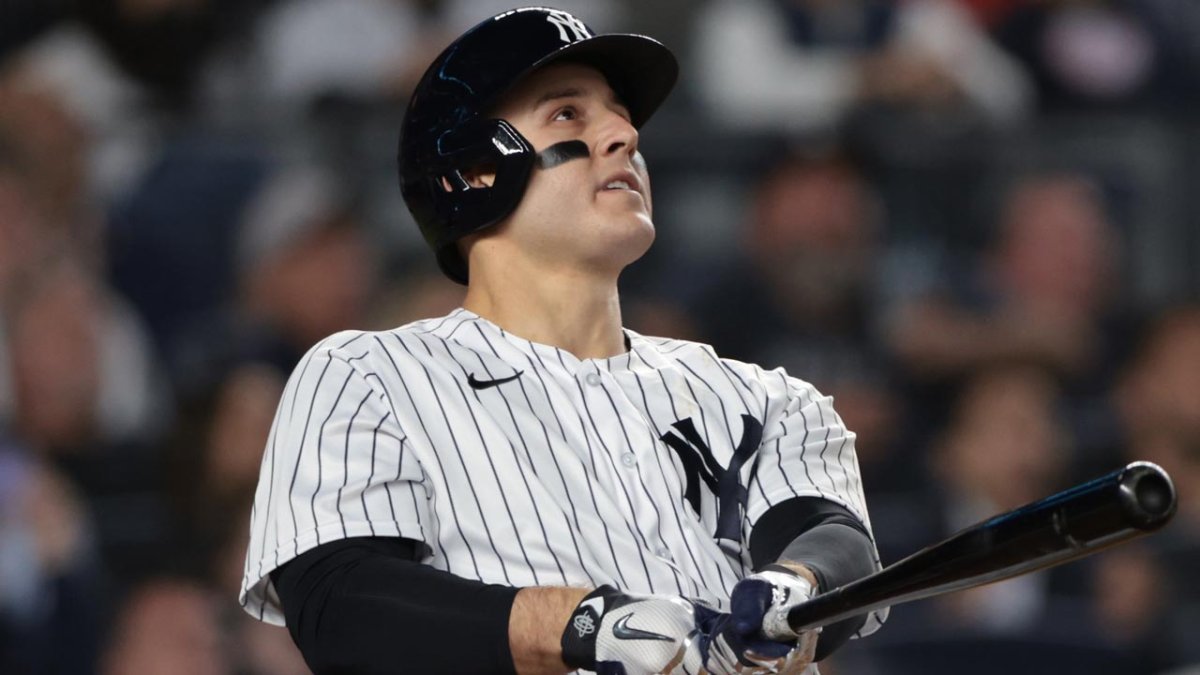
[660, 415, 763, 542]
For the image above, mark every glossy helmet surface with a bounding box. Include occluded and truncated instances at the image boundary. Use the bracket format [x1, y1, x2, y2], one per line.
[398, 7, 678, 283]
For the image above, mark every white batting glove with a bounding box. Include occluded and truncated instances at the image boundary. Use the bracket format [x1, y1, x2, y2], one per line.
[706, 565, 820, 674]
[560, 585, 713, 674]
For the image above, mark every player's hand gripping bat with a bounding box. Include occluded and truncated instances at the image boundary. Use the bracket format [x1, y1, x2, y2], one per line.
[779, 461, 1177, 636]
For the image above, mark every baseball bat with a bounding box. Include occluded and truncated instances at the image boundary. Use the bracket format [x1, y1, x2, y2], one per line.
[786, 461, 1177, 634]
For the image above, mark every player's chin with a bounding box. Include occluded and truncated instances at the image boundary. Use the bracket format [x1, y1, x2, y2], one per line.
[626, 214, 656, 251]
[598, 203, 654, 234]
[601, 217, 655, 268]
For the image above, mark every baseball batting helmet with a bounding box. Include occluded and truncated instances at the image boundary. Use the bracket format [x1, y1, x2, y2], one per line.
[398, 7, 678, 284]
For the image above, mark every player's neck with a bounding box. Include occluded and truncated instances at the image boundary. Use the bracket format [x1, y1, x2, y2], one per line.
[462, 269, 626, 360]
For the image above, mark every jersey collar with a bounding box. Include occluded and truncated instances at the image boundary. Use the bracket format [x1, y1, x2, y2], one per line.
[430, 308, 668, 376]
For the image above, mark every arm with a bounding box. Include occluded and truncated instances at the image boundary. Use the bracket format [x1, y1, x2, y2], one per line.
[272, 537, 719, 674]
[749, 497, 879, 659]
[271, 537, 526, 674]
[705, 360, 886, 670]
[708, 498, 877, 672]
[510, 587, 588, 674]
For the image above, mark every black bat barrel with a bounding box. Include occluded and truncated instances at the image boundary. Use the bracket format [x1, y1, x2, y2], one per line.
[786, 461, 1177, 634]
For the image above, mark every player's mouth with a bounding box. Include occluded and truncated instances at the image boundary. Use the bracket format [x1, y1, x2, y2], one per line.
[598, 170, 642, 197]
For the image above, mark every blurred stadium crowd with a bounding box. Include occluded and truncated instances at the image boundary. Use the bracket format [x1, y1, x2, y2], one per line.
[1, 0, 1199, 673]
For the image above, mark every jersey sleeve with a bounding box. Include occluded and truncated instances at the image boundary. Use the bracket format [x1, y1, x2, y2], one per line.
[744, 365, 888, 637]
[239, 332, 433, 625]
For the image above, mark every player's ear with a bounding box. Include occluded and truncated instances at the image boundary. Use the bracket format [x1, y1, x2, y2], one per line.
[436, 163, 498, 193]
[462, 162, 497, 189]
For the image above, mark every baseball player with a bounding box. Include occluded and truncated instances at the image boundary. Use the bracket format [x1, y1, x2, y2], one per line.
[240, 7, 886, 674]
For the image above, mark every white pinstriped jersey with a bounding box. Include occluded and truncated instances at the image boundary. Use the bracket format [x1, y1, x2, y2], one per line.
[240, 308, 887, 638]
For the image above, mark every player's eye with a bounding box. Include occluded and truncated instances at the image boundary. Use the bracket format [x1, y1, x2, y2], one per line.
[552, 106, 579, 122]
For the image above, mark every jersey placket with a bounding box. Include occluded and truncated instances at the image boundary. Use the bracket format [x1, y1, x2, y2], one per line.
[584, 359, 710, 599]
[624, 351, 751, 601]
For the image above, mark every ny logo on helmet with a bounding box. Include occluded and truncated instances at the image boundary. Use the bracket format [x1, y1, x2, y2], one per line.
[546, 10, 591, 43]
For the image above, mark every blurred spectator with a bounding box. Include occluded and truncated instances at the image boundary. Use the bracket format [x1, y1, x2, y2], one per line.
[0, 65, 96, 245]
[234, 164, 377, 376]
[1088, 543, 1178, 672]
[994, 0, 1200, 114]
[883, 172, 1135, 450]
[0, 443, 104, 675]
[855, 363, 1146, 674]
[927, 363, 1069, 630]
[102, 578, 228, 675]
[1111, 306, 1200, 665]
[4, 256, 168, 456]
[1114, 306, 1200, 442]
[201, 365, 284, 504]
[887, 173, 1122, 377]
[1, 253, 172, 598]
[165, 374, 308, 674]
[254, 0, 432, 114]
[106, 137, 269, 391]
[10, 19, 152, 204]
[109, 158, 370, 396]
[684, 151, 903, 484]
[165, 362, 283, 565]
[0, 140, 52, 428]
[152, 360, 304, 674]
[693, 0, 1033, 136]
[103, 512, 308, 675]
[11, 0, 271, 203]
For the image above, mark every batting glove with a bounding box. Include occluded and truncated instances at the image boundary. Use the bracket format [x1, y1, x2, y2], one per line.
[706, 565, 820, 674]
[561, 585, 715, 674]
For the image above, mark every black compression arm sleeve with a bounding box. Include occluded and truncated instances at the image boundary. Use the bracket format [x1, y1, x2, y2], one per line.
[270, 537, 520, 675]
[749, 497, 877, 661]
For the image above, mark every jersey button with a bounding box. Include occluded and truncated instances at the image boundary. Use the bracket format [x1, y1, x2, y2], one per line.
[655, 548, 672, 560]
[620, 452, 636, 467]
[585, 372, 602, 386]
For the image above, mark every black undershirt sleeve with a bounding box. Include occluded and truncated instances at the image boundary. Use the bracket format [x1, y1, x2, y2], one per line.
[748, 497, 878, 661]
[270, 502, 873, 671]
[270, 537, 520, 675]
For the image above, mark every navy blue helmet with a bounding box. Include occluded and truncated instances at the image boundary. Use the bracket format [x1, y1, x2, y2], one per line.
[398, 7, 678, 284]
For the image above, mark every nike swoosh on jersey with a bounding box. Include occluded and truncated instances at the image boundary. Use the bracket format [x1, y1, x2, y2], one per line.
[612, 613, 675, 642]
[467, 371, 524, 390]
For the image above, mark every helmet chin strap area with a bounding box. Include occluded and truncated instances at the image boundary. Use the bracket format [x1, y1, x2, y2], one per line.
[535, 140, 590, 169]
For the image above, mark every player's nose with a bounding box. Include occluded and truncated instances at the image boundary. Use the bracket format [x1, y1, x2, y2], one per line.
[596, 109, 639, 158]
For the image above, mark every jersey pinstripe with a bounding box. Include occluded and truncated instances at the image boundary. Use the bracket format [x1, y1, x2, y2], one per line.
[240, 308, 887, 638]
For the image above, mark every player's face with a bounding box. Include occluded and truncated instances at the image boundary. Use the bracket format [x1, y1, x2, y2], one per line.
[489, 62, 655, 277]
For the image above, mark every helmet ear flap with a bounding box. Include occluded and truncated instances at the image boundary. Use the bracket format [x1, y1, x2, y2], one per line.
[429, 119, 536, 283]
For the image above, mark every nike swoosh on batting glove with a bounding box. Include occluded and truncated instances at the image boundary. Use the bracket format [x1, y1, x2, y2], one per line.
[560, 585, 711, 674]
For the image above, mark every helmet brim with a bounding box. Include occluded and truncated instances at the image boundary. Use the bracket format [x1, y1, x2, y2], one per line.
[498, 33, 678, 129]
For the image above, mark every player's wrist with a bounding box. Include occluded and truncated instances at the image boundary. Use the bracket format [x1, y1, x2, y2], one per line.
[559, 585, 621, 670]
[763, 561, 819, 588]
[752, 565, 817, 640]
